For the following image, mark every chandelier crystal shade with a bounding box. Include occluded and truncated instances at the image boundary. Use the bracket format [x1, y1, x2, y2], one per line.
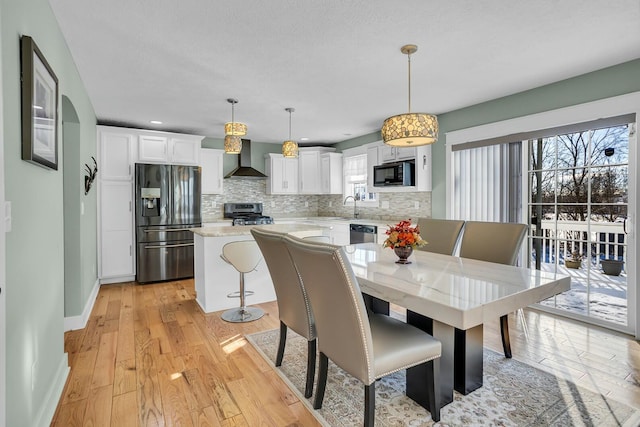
[282, 107, 299, 158]
[381, 45, 438, 147]
[224, 98, 245, 154]
[224, 135, 242, 154]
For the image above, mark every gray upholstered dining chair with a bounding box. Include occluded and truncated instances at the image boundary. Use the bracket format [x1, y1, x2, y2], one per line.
[284, 235, 442, 425]
[458, 221, 528, 358]
[250, 228, 317, 398]
[416, 218, 465, 255]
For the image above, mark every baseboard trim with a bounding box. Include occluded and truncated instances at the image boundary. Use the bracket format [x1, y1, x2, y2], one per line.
[64, 278, 100, 332]
[35, 353, 69, 427]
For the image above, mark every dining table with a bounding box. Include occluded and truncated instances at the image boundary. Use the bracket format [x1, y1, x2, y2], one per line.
[343, 242, 571, 410]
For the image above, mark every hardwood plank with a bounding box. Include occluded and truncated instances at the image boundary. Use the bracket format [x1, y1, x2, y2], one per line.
[112, 391, 140, 427]
[116, 304, 136, 362]
[51, 399, 87, 427]
[190, 406, 222, 427]
[164, 320, 190, 356]
[135, 330, 165, 427]
[156, 353, 194, 427]
[62, 350, 98, 404]
[113, 358, 137, 396]
[83, 384, 113, 427]
[91, 331, 118, 389]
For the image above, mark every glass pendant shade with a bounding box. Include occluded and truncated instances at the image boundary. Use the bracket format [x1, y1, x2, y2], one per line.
[224, 135, 242, 154]
[224, 121, 247, 136]
[382, 44, 438, 147]
[282, 140, 299, 158]
[224, 98, 245, 153]
[381, 113, 438, 146]
[282, 107, 298, 158]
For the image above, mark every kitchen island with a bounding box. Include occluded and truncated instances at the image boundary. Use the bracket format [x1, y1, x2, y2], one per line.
[190, 223, 329, 313]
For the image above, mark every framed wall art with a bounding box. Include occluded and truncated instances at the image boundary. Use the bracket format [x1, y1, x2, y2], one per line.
[21, 35, 59, 170]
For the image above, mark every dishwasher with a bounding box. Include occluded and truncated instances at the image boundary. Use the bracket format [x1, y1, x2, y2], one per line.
[349, 224, 378, 244]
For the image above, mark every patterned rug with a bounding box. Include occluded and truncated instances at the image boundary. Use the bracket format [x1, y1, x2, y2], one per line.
[246, 329, 640, 427]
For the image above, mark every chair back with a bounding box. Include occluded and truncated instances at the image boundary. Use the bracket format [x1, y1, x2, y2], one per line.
[416, 218, 465, 255]
[222, 240, 263, 273]
[251, 229, 315, 340]
[459, 221, 528, 266]
[284, 235, 375, 384]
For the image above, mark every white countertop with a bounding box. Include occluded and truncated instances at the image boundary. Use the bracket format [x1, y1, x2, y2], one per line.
[190, 223, 329, 237]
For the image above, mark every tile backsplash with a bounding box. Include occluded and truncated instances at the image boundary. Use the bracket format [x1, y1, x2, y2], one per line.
[201, 179, 431, 223]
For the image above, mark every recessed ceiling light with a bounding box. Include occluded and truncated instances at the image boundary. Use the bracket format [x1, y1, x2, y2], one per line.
[149, 120, 163, 125]
[300, 137, 309, 141]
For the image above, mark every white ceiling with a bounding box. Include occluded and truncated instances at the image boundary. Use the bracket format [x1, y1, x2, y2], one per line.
[48, 0, 640, 145]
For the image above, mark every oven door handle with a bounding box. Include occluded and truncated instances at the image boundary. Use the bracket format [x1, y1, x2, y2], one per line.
[144, 243, 194, 249]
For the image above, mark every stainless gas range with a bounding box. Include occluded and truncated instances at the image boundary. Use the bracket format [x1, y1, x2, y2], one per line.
[224, 202, 274, 226]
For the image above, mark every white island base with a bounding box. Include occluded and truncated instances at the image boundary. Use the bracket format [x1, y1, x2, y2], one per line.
[191, 224, 329, 314]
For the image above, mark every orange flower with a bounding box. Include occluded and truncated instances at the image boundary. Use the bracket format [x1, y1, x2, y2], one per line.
[382, 219, 427, 249]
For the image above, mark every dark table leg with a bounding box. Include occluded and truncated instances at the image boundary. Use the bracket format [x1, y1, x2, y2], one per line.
[454, 325, 484, 394]
[406, 310, 455, 408]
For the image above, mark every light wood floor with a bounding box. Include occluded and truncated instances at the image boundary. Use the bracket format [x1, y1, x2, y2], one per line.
[51, 279, 640, 426]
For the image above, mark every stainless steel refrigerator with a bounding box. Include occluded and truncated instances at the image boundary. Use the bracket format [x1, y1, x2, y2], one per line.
[135, 163, 201, 283]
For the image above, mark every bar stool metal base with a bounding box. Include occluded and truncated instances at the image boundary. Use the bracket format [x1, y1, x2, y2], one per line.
[221, 306, 265, 323]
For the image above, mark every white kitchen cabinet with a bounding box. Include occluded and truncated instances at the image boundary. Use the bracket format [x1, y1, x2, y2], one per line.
[138, 134, 201, 165]
[170, 137, 201, 165]
[298, 150, 322, 194]
[200, 148, 224, 194]
[321, 153, 343, 194]
[98, 180, 134, 281]
[265, 153, 298, 194]
[98, 128, 134, 180]
[379, 145, 417, 163]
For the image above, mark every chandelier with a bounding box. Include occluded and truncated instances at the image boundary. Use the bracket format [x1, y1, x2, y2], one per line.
[381, 45, 438, 147]
[224, 98, 245, 154]
[282, 107, 299, 158]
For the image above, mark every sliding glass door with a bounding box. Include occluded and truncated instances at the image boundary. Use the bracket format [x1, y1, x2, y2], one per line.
[528, 122, 635, 331]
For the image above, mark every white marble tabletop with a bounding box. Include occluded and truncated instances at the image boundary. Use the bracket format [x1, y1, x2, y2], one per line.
[344, 243, 571, 330]
[190, 223, 329, 238]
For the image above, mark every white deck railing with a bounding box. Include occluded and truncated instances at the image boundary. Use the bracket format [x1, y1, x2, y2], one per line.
[531, 220, 627, 268]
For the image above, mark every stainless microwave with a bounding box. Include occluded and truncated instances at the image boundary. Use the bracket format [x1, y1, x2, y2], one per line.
[373, 161, 415, 187]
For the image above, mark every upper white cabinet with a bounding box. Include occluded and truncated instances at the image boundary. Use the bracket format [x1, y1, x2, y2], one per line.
[99, 128, 134, 180]
[265, 153, 299, 194]
[379, 145, 417, 163]
[201, 148, 224, 194]
[321, 152, 343, 194]
[298, 150, 322, 194]
[138, 134, 201, 165]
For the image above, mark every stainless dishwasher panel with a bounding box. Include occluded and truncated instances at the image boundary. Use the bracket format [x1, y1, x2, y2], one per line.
[349, 224, 378, 244]
[136, 240, 194, 283]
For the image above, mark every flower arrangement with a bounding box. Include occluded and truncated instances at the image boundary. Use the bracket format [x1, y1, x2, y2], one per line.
[382, 219, 427, 249]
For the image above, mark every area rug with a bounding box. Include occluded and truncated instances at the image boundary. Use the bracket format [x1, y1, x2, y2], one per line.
[246, 329, 640, 427]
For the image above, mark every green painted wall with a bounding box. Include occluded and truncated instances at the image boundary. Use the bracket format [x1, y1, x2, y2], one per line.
[336, 59, 640, 219]
[1, 0, 97, 425]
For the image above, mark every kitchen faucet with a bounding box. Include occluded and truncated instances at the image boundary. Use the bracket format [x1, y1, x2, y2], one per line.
[343, 195, 359, 219]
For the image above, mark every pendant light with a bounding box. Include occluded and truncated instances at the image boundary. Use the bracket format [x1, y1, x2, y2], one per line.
[381, 45, 438, 147]
[282, 107, 299, 158]
[224, 98, 245, 154]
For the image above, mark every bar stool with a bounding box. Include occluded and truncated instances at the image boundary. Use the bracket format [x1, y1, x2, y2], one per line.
[220, 240, 265, 323]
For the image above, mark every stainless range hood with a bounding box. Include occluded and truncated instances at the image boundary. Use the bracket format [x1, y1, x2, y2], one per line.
[224, 139, 267, 179]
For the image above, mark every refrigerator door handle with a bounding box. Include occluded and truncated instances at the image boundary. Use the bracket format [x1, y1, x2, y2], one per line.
[144, 243, 194, 249]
